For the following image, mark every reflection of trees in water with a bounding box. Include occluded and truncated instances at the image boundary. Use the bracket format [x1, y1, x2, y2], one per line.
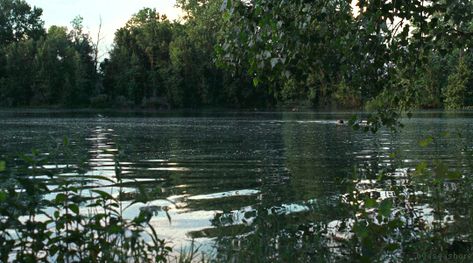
[208, 114, 473, 261]
[282, 114, 354, 200]
[5, 113, 473, 260]
[209, 114, 368, 260]
[76, 115, 473, 260]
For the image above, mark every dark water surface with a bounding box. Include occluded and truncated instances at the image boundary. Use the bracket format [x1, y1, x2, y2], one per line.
[1, 110, 473, 255]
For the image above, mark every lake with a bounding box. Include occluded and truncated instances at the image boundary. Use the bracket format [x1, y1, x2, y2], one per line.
[1, 110, 473, 259]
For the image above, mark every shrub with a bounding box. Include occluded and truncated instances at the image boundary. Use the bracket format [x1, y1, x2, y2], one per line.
[0, 149, 171, 262]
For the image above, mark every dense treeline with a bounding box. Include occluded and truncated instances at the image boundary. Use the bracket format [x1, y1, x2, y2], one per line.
[101, 2, 271, 109]
[1, 0, 473, 110]
[0, 0, 97, 106]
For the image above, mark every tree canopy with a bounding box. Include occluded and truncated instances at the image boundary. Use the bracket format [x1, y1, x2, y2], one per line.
[1, 0, 473, 114]
[0, 0, 44, 45]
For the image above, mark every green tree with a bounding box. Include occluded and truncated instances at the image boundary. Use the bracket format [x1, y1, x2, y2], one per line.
[0, 1, 97, 107]
[218, 0, 473, 121]
[34, 23, 96, 106]
[34, 26, 71, 104]
[102, 9, 173, 108]
[68, 16, 97, 106]
[176, 0, 271, 108]
[0, 0, 44, 46]
[443, 56, 471, 110]
[0, 0, 44, 106]
[0, 39, 37, 106]
[217, 0, 360, 107]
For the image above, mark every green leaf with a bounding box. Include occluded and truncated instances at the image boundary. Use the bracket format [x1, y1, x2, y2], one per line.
[376, 169, 385, 180]
[55, 193, 67, 203]
[253, 77, 260, 87]
[385, 243, 400, 251]
[0, 161, 5, 172]
[108, 224, 122, 234]
[379, 199, 392, 217]
[352, 222, 369, 239]
[91, 190, 115, 200]
[21, 155, 34, 165]
[69, 204, 79, 214]
[419, 136, 433, 147]
[365, 198, 377, 208]
[414, 161, 428, 176]
[49, 245, 59, 256]
[433, 161, 448, 179]
[446, 171, 462, 180]
[81, 175, 116, 183]
[0, 191, 7, 201]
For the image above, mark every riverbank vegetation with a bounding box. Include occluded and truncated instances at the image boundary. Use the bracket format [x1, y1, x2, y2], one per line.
[2, 0, 473, 262]
[0, 144, 172, 262]
[1, 0, 473, 110]
[2, 123, 473, 262]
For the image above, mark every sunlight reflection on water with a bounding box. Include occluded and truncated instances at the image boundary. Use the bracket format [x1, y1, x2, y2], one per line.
[2, 111, 473, 256]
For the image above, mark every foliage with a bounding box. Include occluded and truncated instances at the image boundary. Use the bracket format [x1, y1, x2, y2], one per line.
[444, 56, 471, 110]
[0, 0, 44, 46]
[0, 148, 171, 262]
[2, 0, 473, 111]
[206, 132, 473, 262]
[33, 23, 96, 106]
[217, 0, 358, 107]
[101, 4, 269, 109]
[0, 0, 97, 107]
[101, 9, 174, 107]
[217, 0, 473, 112]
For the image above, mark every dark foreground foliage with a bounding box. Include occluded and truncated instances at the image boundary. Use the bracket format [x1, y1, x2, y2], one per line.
[194, 130, 472, 263]
[0, 146, 171, 262]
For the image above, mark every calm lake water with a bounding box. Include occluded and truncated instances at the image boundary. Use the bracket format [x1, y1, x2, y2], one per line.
[1, 110, 473, 256]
